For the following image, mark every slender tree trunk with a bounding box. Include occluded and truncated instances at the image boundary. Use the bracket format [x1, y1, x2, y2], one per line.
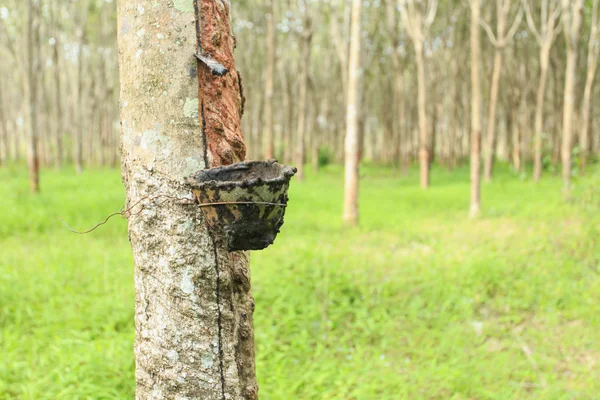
[311, 130, 319, 172]
[430, 102, 440, 167]
[512, 108, 521, 171]
[506, 107, 513, 164]
[343, 0, 362, 225]
[0, 80, 9, 164]
[382, 87, 393, 164]
[26, 0, 40, 193]
[280, 66, 294, 164]
[483, 50, 502, 182]
[415, 41, 430, 188]
[561, 0, 584, 194]
[250, 88, 263, 160]
[470, 0, 482, 217]
[52, 38, 64, 169]
[312, 97, 325, 173]
[263, 0, 276, 160]
[99, 101, 107, 167]
[384, 0, 403, 169]
[295, 14, 312, 181]
[580, 65, 597, 174]
[13, 119, 20, 163]
[580, 0, 599, 174]
[533, 46, 550, 181]
[88, 68, 98, 166]
[551, 55, 562, 169]
[450, 59, 460, 169]
[75, 28, 85, 174]
[117, 1, 257, 398]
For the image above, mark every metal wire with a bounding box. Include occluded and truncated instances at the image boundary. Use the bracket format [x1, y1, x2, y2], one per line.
[58, 195, 286, 235]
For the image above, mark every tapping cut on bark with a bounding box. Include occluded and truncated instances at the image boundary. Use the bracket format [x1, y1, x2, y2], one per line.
[194, 0, 246, 168]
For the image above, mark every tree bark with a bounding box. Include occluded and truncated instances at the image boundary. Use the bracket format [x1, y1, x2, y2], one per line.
[52, 37, 64, 169]
[551, 54, 562, 169]
[562, 51, 576, 189]
[395, 73, 408, 173]
[263, 0, 276, 160]
[384, 0, 405, 168]
[399, 0, 436, 188]
[294, 8, 312, 182]
[414, 41, 430, 188]
[75, 27, 85, 174]
[483, 50, 502, 182]
[117, 1, 257, 399]
[524, 0, 561, 181]
[26, 0, 40, 193]
[580, 0, 599, 175]
[13, 118, 20, 163]
[0, 79, 9, 165]
[561, 0, 584, 194]
[279, 64, 294, 164]
[512, 108, 521, 171]
[533, 46, 550, 181]
[343, 0, 362, 226]
[470, 0, 482, 217]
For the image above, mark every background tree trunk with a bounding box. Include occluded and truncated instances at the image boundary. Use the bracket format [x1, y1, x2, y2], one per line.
[481, 0, 522, 182]
[26, 0, 40, 193]
[117, 1, 257, 398]
[524, 0, 561, 181]
[294, 5, 312, 182]
[0, 79, 9, 164]
[579, 0, 599, 174]
[470, 0, 482, 217]
[263, 0, 276, 160]
[415, 41, 430, 188]
[343, 0, 362, 226]
[75, 26, 85, 174]
[561, 0, 584, 194]
[280, 64, 294, 164]
[399, 0, 437, 189]
[533, 47, 550, 180]
[484, 50, 502, 182]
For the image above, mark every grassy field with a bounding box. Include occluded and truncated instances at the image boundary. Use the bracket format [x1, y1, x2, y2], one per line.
[1, 163, 599, 399]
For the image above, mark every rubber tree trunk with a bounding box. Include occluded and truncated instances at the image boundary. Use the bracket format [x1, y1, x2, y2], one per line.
[395, 73, 408, 174]
[294, 13, 312, 182]
[483, 50, 502, 182]
[343, 0, 362, 226]
[580, 0, 599, 175]
[279, 65, 294, 164]
[580, 60, 598, 174]
[26, 0, 40, 193]
[561, 0, 584, 194]
[263, 0, 276, 160]
[551, 55, 562, 168]
[53, 37, 64, 169]
[533, 45, 550, 181]
[117, 1, 257, 399]
[75, 28, 85, 174]
[512, 108, 521, 171]
[414, 41, 430, 189]
[562, 50, 576, 191]
[0, 79, 9, 164]
[470, 0, 482, 218]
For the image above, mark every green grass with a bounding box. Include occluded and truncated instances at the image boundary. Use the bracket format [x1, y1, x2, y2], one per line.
[1, 163, 599, 399]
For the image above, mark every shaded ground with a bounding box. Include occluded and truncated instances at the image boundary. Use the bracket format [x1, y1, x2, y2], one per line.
[1, 164, 599, 399]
